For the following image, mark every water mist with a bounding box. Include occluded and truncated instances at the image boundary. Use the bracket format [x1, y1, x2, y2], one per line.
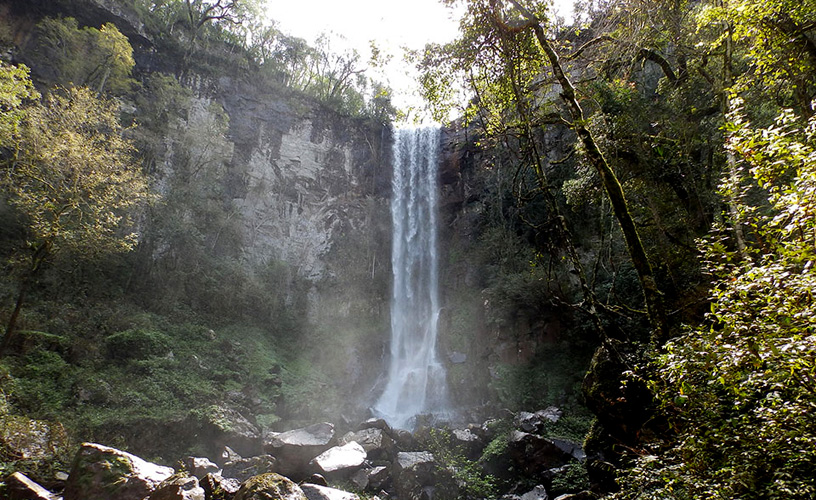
[373, 126, 450, 430]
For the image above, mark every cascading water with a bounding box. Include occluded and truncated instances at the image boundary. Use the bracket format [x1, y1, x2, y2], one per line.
[373, 126, 450, 430]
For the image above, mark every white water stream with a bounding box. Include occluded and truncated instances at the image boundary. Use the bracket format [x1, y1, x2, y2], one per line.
[373, 126, 450, 430]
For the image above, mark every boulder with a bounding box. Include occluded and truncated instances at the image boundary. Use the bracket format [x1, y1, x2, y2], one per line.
[233, 473, 307, 500]
[200, 473, 241, 500]
[264, 423, 335, 478]
[338, 428, 396, 461]
[221, 455, 278, 482]
[520, 485, 549, 500]
[196, 406, 263, 458]
[450, 428, 484, 460]
[480, 432, 574, 481]
[300, 483, 359, 500]
[348, 465, 389, 491]
[393, 452, 437, 500]
[0, 414, 68, 461]
[515, 408, 562, 434]
[148, 474, 205, 500]
[6, 472, 55, 500]
[358, 418, 391, 433]
[310, 441, 367, 477]
[184, 456, 221, 479]
[63, 442, 174, 500]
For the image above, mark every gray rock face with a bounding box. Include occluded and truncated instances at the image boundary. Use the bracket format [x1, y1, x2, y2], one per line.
[310, 441, 367, 476]
[300, 483, 360, 500]
[63, 442, 175, 500]
[339, 428, 396, 461]
[520, 485, 550, 500]
[450, 428, 484, 460]
[148, 474, 205, 500]
[233, 473, 308, 500]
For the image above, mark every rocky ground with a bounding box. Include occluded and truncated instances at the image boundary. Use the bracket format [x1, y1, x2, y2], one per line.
[5, 409, 595, 500]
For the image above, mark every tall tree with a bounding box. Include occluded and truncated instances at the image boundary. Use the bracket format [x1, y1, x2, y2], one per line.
[0, 67, 151, 357]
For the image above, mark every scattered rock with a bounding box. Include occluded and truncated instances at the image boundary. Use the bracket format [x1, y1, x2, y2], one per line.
[219, 446, 242, 465]
[520, 485, 549, 500]
[481, 432, 574, 482]
[265, 422, 335, 478]
[221, 454, 278, 483]
[200, 473, 241, 500]
[63, 442, 174, 500]
[553, 492, 596, 500]
[196, 406, 263, 458]
[304, 473, 329, 487]
[0, 415, 68, 461]
[301, 483, 360, 500]
[515, 407, 562, 434]
[393, 452, 437, 500]
[339, 428, 397, 461]
[184, 456, 220, 479]
[233, 473, 307, 500]
[450, 428, 484, 460]
[6, 472, 56, 500]
[448, 352, 467, 364]
[310, 441, 367, 477]
[549, 438, 585, 462]
[358, 418, 391, 433]
[148, 473, 205, 500]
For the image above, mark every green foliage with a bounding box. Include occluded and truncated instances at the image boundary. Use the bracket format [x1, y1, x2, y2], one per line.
[105, 329, 171, 360]
[610, 107, 816, 499]
[1, 85, 151, 257]
[425, 428, 498, 500]
[550, 461, 590, 495]
[0, 63, 39, 141]
[32, 17, 136, 94]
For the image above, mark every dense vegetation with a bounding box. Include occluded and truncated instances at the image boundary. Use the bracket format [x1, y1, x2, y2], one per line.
[419, 0, 816, 497]
[1, 0, 815, 498]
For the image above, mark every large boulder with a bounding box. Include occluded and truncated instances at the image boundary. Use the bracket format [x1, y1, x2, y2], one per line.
[200, 473, 241, 500]
[338, 428, 396, 461]
[148, 474, 205, 500]
[480, 432, 574, 482]
[300, 483, 360, 500]
[233, 473, 307, 500]
[195, 406, 263, 458]
[63, 442, 174, 500]
[0, 414, 68, 462]
[264, 423, 335, 478]
[348, 465, 390, 492]
[6, 472, 56, 500]
[515, 408, 562, 434]
[393, 452, 438, 500]
[450, 428, 485, 460]
[310, 441, 367, 478]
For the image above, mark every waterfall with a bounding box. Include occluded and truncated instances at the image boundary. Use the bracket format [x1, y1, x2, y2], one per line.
[373, 126, 450, 430]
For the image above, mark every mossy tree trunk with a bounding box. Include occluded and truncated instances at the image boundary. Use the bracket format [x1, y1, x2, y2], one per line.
[493, 0, 669, 343]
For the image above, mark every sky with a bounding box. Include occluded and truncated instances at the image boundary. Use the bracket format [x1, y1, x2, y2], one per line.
[265, 0, 577, 115]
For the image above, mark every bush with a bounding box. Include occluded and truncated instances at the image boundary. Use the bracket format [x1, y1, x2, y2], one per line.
[105, 329, 171, 360]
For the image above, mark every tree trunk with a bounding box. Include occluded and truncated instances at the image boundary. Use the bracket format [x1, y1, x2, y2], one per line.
[499, 0, 669, 342]
[0, 275, 30, 359]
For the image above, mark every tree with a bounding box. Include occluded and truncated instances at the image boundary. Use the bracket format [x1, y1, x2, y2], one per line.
[0, 67, 151, 357]
[420, 0, 668, 340]
[32, 18, 136, 94]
